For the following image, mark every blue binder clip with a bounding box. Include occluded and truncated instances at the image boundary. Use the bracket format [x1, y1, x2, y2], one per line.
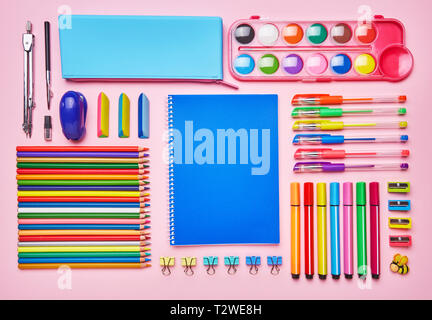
[203, 256, 218, 275]
[388, 200, 411, 211]
[224, 256, 239, 275]
[246, 256, 261, 275]
[267, 256, 282, 275]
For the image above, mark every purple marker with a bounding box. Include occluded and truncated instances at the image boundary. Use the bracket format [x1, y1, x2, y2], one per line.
[293, 161, 408, 173]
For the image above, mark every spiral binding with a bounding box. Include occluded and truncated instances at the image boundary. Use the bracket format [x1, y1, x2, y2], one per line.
[168, 96, 176, 245]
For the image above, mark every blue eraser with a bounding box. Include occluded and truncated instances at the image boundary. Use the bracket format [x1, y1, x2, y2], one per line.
[138, 93, 149, 139]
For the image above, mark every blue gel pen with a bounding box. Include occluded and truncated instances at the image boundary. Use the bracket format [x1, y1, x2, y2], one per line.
[330, 182, 341, 279]
[292, 134, 408, 145]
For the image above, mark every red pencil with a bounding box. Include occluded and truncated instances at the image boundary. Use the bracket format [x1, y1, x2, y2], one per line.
[18, 235, 150, 241]
[16, 146, 149, 152]
[18, 196, 149, 203]
[304, 182, 314, 279]
[17, 168, 150, 175]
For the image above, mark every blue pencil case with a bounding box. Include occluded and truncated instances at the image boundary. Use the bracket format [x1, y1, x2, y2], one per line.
[58, 15, 235, 87]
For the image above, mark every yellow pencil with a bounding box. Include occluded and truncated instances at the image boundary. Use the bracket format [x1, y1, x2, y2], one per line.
[17, 191, 149, 197]
[17, 174, 147, 180]
[18, 230, 150, 236]
[18, 246, 147, 252]
[19, 263, 151, 269]
[16, 157, 149, 164]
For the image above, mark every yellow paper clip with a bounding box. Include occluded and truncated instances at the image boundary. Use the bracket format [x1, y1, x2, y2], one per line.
[181, 257, 197, 276]
[388, 217, 411, 229]
[160, 256, 175, 276]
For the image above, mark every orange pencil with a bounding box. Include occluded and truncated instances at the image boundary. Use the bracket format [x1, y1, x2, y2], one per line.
[291, 182, 301, 279]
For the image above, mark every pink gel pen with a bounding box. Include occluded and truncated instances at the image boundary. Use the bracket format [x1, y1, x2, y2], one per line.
[343, 182, 353, 279]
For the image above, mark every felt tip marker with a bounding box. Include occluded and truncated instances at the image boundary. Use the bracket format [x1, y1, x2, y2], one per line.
[369, 182, 380, 279]
[304, 182, 314, 279]
[330, 182, 341, 279]
[356, 182, 367, 278]
[343, 182, 354, 279]
[317, 183, 327, 280]
[290, 183, 301, 279]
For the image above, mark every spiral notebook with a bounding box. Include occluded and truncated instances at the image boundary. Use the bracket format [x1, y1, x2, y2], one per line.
[168, 95, 279, 245]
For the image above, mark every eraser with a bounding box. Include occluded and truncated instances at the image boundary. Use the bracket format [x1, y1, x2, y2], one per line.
[97, 92, 109, 137]
[118, 93, 130, 138]
[138, 93, 149, 139]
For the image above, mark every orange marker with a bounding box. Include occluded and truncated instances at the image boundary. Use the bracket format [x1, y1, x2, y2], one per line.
[291, 182, 301, 279]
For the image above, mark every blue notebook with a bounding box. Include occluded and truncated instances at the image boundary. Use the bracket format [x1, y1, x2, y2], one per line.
[168, 95, 279, 245]
[58, 15, 223, 81]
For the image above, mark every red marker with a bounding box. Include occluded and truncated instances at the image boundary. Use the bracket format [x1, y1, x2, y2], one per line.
[369, 182, 380, 279]
[304, 182, 314, 279]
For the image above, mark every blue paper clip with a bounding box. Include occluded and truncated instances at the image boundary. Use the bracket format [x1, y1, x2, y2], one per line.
[388, 200, 411, 211]
[267, 256, 282, 275]
[203, 256, 218, 275]
[246, 256, 261, 275]
[224, 256, 239, 275]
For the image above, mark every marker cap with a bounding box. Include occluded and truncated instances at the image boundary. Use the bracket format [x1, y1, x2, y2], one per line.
[317, 183, 327, 205]
[330, 182, 340, 205]
[356, 182, 366, 205]
[290, 182, 300, 206]
[369, 182, 379, 205]
[304, 182, 314, 205]
[343, 182, 353, 205]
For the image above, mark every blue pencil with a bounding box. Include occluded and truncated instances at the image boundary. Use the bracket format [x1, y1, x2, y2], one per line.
[18, 202, 142, 208]
[330, 182, 341, 279]
[18, 185, 142, 191]
[18, 257, 151, 264]
[18, 224, 151, 230]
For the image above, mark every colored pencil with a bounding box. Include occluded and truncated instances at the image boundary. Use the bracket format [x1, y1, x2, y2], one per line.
[18, 202, 144, 207]
[18, 197, 147, 203]
[18, 235, 149, 241]
[18, 230, 150, 236]
[18, 186, 148, 191]
[17, 191, 149, 197]
[17, 174, 148, 180]
[17, 157, 149, 164]
[18, 213, 150, 219]
[16, 146, 149, 152]
[18, 180, 148, 186]
[18, 207, 146, 213]
[18, 241, 149, 247]
[17, 163, 149, 169]
[19, 219, 149, 225]
[18, 246, 148, 252]
[18, 262, 151, 269]
[17, 169, 149, 175]
[19, 257, 151, 264]
[18, 224, 150, 230]
[18, 252, 150, 258]
[17, 151, 149, 158]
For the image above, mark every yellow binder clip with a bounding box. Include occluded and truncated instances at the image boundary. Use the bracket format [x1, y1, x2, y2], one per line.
[160, 256, 175, 276]
[181, 257, 197, 276]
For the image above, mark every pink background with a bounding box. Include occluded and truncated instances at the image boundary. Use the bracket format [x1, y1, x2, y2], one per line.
[1, 0, 431, 299]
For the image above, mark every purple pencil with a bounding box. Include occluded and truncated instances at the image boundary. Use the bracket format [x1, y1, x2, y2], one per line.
[16, 151, 149, 158]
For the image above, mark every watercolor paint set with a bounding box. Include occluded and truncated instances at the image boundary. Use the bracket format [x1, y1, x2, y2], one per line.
[229, 15, 413, 81]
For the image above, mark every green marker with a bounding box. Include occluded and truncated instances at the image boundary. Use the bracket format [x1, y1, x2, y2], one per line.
[291, 106, 407, 118]
[356, 182, 367, 278]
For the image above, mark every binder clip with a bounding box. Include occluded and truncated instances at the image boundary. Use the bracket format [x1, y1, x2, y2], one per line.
[181, 257, 196, 276]
[389, 217, 411, 229]
[224, 256, 239, 275]
[267, 256, 282, 275]
[246, 256, 261, 275]
[160, 256, 175, 276]
[203, 256, 218, 275]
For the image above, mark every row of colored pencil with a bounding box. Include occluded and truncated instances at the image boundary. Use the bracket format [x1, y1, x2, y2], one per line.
[16, 146, 151, 269]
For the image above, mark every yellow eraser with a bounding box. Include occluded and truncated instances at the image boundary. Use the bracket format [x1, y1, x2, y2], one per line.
[118, 93, 130, 138]
[97, 92, 109, 137]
